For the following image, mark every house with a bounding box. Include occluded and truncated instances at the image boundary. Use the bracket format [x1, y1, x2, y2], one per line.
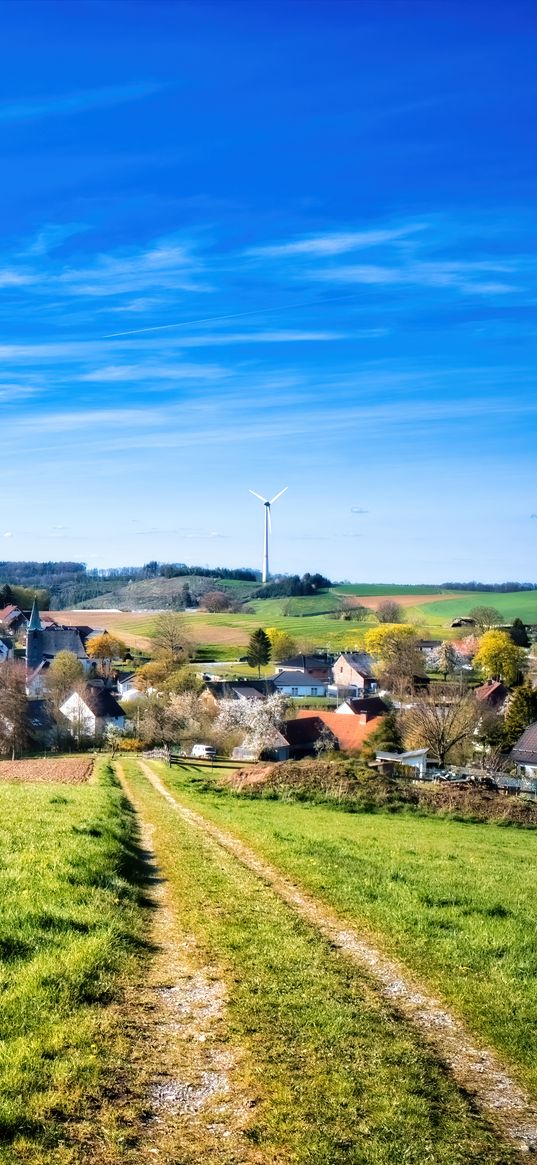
[375, 748, 428, 778]
[335, 696, 389, 719]
[286, 708, 385, 755]
[451, 617, 476, 628]
[0, 636, 13, 662]
[330, 652, 377, 695]
[475, 679, 509, 711]
[511, 722, 537, 777]
[201, 679, 276, 710]
[277, 653, 333, 682]
[60, 684, 126, 739]
[416, 639, 440, 653]
[232, 727, 290, 762]
[273, 670, 327, 698]
[116, 672, 138, 698]
[0, 604, 27, 633]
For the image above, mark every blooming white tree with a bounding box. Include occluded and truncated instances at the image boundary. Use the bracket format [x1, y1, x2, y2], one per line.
[215, 692, 288, 755]
[426, 641, 465, 679]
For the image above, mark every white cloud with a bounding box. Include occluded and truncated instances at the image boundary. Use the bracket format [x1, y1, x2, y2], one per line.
[246, 224, 427, 257]
[0, 83, 163, 123]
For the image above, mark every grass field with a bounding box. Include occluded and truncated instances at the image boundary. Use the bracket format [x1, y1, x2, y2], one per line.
[124, 759, 517, 1164]
[58, 587, 537, 659]
[155, 761, 537, 1102]
[0, 760, 144, 1163]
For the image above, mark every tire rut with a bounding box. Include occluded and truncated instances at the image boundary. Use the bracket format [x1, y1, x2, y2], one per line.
[139, 759, 537, 1156]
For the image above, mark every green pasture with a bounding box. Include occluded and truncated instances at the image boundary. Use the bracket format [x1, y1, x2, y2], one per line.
[414, 591, 537, 630]
[0, 761, 144, 1162]
[129, 760, 515, 1164]
[157, 761, 537, 1101]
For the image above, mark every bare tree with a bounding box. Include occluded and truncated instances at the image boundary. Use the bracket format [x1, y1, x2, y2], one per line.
[0, 661, 31, 757]
[403, 688, 479, 766]
[377, 600, 404, 623]
[468, 606, 503, 632]
[151, 612, 193, 664]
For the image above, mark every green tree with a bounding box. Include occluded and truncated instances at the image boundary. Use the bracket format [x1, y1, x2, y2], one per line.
[503, 683, 537, 748]
[247, 628, 272, 677]
[473, 630, 526, 687]
[468, 606, 503, 632]
[510, 618, 530, 648]
[364, 624, 423, 697]
[361, 711, 402, 761]
[47, 650, 84, 703]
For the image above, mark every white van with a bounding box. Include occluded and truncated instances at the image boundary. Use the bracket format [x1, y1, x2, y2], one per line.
[191, 743, 217, 759]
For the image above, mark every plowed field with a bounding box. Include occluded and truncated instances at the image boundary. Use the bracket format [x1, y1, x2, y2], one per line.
[0, 757, 93, 783]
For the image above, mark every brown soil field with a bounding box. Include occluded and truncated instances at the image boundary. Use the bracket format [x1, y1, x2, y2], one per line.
[348, 593, 457, 610]
[49, 610, 155, 651]
[0, 757, 93, 783]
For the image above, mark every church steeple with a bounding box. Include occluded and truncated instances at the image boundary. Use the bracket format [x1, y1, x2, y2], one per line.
[26, 596, 44, 671]
[28, 596, 43, 633]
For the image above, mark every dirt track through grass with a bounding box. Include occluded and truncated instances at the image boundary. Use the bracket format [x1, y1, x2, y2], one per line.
[139, 760, 537, 1155]
[115, 763, 260, 1165]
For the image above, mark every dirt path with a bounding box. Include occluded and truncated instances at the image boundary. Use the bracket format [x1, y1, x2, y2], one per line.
[139, 759, 537, 1156]
[115, 764, 259, 1164]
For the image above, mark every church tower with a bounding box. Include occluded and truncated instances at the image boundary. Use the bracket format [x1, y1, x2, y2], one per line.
[26, 596, 44, 672]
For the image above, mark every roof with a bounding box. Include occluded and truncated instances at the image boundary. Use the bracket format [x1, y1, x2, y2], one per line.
[273, 669, 326, 687]
[278, 654, 333, 672]
[475, 679, 509, 706]
[0, 604, 22, 621]
[511, 722, 537, 765]
[41, 627, 88, 660]
[334, 652, 375, 677]
[293, 709, 384, 751]
[27, 597, 43, 632]
[285, 716, 333, 748]
[204, 679, 276, 699]
[83, 685, 125, 719]
[340, 696, 390, 718]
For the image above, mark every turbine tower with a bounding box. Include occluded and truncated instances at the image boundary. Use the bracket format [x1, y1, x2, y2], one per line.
[249, 487, 288, 584]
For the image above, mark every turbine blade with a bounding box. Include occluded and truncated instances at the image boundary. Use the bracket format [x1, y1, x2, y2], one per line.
[249, 489, 268, 502]
[269, 486, 288, 504]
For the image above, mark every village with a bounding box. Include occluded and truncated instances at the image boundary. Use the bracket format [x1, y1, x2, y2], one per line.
[1, 589, 537, 797]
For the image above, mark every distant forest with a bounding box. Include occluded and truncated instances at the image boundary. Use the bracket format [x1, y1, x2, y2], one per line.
[442, 582, 537, 592]
[0, 561, 259, 608]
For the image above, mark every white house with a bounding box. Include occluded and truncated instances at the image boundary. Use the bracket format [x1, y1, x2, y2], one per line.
[273, 669, 327, 698]
[0, 637, 13, 662]
[60, 685, 126, 739]
[116, 672, 138, 697]
[330, 652, 377, 695]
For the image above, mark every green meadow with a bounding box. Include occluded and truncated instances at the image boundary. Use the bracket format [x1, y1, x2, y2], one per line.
[0, 762, 144, 1163]
[156, 761, 537, 1101]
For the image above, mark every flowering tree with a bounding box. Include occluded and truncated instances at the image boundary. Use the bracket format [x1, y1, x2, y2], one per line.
[215, 692, 288, 755]
[426, 641, 464, 680]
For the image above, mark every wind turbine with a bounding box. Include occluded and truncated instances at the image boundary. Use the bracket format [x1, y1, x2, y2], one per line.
[249, 486, 288, 583]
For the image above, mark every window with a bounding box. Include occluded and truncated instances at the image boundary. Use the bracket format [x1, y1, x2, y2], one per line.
[291, 687, 299, 696]
[310, 688, 318, 695]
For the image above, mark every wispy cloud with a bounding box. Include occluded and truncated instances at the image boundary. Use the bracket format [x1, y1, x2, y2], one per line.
[58, 240, 208, 297]
[79, 362, 228, 383]
[0, 82, 163, 124]
[246, 224, 427, 257]
[308, 260, 518, 295]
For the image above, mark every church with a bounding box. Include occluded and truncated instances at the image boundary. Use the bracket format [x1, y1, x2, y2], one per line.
[25, 598, 94, 693]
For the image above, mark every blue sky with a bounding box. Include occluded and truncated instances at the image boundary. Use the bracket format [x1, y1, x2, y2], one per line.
[0, 0, 536, 582]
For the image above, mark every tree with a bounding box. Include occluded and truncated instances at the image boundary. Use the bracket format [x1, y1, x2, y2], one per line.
[87, 632, 128, 676]
[200, 590, 232, 612]
[246, 628, 272, 677]
[47, 650, 84, 703]
[403, 689, 479, 766]
[360, 711, 402, 761]
[503, 683, 537, 748]
[473, 630, 526, 687]
[151, 612, 192, 665]
[468, 606, 503, 632]
[377, 600, 404, 624]
[215, 692, 287, 755]
[265, 628, 297, 661]
[427, 641, 463, 681]
[364, 624, 423, 697]
[510, 618, 530, 648]
[0, 661, 31, 757]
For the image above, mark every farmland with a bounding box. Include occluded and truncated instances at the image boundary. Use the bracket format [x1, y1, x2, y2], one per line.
[55, 586, 537, 661]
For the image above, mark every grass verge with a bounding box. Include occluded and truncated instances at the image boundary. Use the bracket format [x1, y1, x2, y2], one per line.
[0, 759, 146, 1164]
